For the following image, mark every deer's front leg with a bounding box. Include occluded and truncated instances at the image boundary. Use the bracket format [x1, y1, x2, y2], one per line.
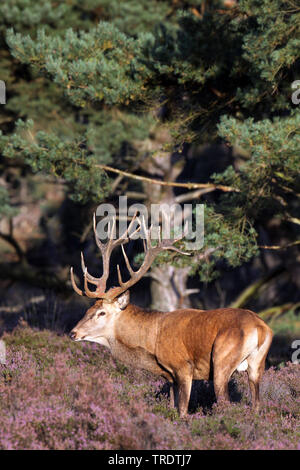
[176, 370, 193, 417]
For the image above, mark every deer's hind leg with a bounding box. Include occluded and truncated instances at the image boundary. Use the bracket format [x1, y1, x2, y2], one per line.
[246, 326, 273, 411]
[212, 328, 247, 403]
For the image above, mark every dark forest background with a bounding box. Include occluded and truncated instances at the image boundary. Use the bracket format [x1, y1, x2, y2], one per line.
[0, 0, 299, 365]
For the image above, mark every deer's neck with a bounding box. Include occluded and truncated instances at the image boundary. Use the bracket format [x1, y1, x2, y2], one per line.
[110, 304, 162, 355]
[104, 304, 165, 374]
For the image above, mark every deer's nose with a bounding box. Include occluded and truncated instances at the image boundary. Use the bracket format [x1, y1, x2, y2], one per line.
[69, 331, 77, 341]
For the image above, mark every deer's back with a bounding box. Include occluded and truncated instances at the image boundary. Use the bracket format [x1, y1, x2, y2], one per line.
[155, 308, 270, 380]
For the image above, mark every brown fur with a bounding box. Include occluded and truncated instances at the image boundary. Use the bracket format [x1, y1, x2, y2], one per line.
[71, 298, 273, 416]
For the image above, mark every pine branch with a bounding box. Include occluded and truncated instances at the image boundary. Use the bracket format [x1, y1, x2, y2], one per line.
[95, 164, 239, 193]
[259, 241, 300, 250]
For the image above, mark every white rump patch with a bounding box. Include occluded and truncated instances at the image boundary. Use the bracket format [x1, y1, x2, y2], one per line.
[237, 360, 248, 372]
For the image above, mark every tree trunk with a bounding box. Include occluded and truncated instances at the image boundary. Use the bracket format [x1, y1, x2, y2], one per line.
[140, 127, 192, 311]
[150, 264, 192, 311]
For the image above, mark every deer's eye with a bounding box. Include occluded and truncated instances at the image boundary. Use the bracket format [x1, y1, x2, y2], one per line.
[96, 311, 106, 318]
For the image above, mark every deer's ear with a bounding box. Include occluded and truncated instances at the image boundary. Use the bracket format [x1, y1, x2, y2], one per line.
[117, 291, 130, 310]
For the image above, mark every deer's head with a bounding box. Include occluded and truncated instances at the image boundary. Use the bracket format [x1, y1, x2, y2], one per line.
[70, 214, 188, 343]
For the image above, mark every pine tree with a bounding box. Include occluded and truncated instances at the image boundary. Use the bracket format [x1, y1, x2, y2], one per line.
[0, 0, 299, 310]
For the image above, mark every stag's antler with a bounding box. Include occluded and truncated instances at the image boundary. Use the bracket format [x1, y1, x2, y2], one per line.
[70, 213, 139, 298]
[71, 214, 189, 301]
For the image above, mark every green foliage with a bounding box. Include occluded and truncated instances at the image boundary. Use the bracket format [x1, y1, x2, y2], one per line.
[0, 119, 110, 203]
[96, 0, 175, 36]
[85, 109, 155, 166]
[0, 2, 159, 204]
[0, 185, 18, 218]
[215, 113, 300, 223]
[0, 1, 70, 30]
[140, 0, 299, 142]
[6, 23, 150, 107]
[197, 205, 258, 281]
[0, 0, 299, 283]
[240, 0, 300, 83]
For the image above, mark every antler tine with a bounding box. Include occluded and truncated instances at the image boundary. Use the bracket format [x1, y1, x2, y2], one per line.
[105, 218, 164, 300]
[80, 251, 100, 285]
[112, 211, 140, 248]
[129, 215, 145, 253]
[109, 217, 116, 240]
[140, 215, 152, 250]
[121, 244, 135, 276]
[70, 267, 84, 296]
[72, 214, 141, 300]
[116, 264, 124, 286]
[161, 225, 191, 256]
[93, 213, 105, 253]
[157, 225, 162, 245]
[83, 268, 100, 298]
[162, 245, 190, 255]
[71, 213, 190, 301]
[105, 217, 116, 252]
[92, 215, 119, 296]
[175, 219, 189, 242]
[82, 213, 140, 299]
[126, 218, 141, 241]
[103, 218, 115, 257]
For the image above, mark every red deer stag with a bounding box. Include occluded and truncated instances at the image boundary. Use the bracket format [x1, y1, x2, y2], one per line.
[70, 215, 273, 416]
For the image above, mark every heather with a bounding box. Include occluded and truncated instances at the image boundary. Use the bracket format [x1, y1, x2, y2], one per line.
[0, 325, 299, 450]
